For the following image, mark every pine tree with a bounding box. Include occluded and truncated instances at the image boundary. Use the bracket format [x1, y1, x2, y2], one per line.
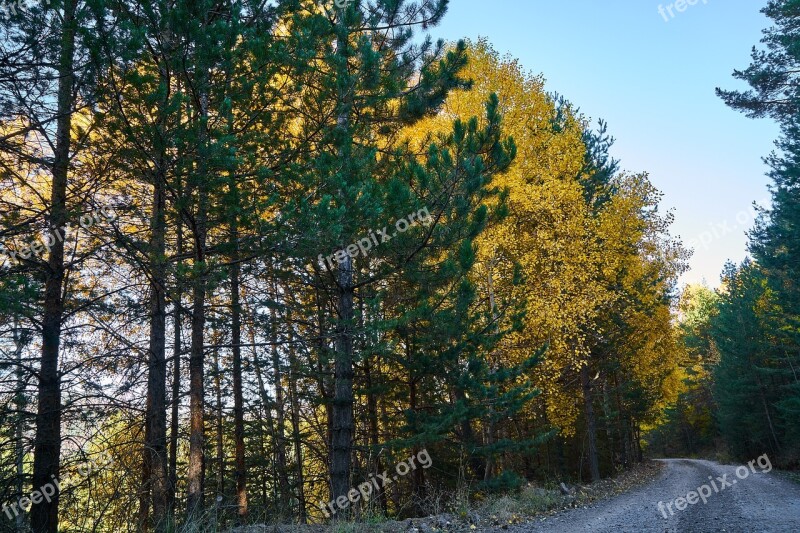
[712, 261, 785, 458]
[280, 0, 477, 513]
[717, 0, 800, 461]
[716, 0, 800, 123]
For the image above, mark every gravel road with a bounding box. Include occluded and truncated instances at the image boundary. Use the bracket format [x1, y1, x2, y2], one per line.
[510, 458, 800, 532]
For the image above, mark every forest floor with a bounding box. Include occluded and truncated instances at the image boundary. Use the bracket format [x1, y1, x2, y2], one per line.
[231, 461, 663, 533]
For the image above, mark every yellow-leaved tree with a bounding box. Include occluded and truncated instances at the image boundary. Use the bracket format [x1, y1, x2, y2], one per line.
[403, 40, 687, 481]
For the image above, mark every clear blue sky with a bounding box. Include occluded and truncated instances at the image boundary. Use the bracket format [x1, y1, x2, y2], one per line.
[431, 0, 779, 287]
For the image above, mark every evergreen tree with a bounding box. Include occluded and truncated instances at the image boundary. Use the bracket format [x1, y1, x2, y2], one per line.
[280, 0, 487, 513]
[717, 0, 800, 462]
[712, 261, 785, 458]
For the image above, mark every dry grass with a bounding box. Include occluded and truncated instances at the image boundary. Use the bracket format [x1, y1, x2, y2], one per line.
[229, 461, 665, 533]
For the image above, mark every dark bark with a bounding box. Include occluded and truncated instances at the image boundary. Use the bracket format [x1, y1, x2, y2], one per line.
[213, 349, 225, 497]
[757, 376, 782, 454]
[287, 329, 307, 523]
[220, 39, 248, 521]
[245, 315, 272, 513]
[13, 321, 26, 531]
[483, 264, 499, 482]
[601, 377, 616, 470]
[186, 171, 208, 522]
[141, 155, 169, 531]
[581, 365, 600, 482]
[635, 426, 643, 463]
[186, 257, 206, 519]
[364, 355, 387, 515]
[229, 253, 247, 521]
[409, 375, 426, 516]
[270, 305, 291, 514]
[168, 209, 183, 522]
[612, 372, 628, 467]
[186, 245, 207, 520]
[331, 255, 355, 511]
[30, 1, 76, 530]
[186, 50, 209, 523]
[329, 12, 356, 514]
[314, 289, 333, 461]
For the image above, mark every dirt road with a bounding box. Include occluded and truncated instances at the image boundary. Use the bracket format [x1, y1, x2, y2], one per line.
[511, 458, 800, 532]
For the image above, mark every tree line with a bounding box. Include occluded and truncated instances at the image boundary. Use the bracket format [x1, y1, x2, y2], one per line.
[649, 0, 800, 469]
[0, 1, 686, 531]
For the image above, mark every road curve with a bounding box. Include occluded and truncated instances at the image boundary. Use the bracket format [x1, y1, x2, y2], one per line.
[510, 458, 800, 532]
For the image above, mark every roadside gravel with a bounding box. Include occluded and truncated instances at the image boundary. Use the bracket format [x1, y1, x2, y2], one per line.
[510, 458, 800, 532]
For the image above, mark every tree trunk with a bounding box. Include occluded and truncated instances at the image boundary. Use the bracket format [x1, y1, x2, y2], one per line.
[31, 1, 76, 529]
[252, 344, 281, 504]
[214, 348, 225, 499]
[483, 264, 499, 482]
[331, 254, 355, 511]
[635, 425, 643, 463]
[229, 249, 247, 521]
[13, 320, 26, 531]
[453, 388, 484, 479]
[622, 416, 632, 469]
[409, 374, 426, 516]
[612, 372, 628, 467]
[329, 11, 356, 513]
[245, 313, 273, 514]
[581, 365, 600, 482]
[186, 40, 210, 521]
[757, 377, 782, 453]
[270, 305, 291, 515]
[168, 207, 183, 524]
[186, 132, 208, 524]
[141, 152, 169, 532]
[287, 327, 307, 523]
[364, 355, 387, 516]
[220, 41, 248, 521]
[314, 289, 333, 466]
[601, 377, 616, 470]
